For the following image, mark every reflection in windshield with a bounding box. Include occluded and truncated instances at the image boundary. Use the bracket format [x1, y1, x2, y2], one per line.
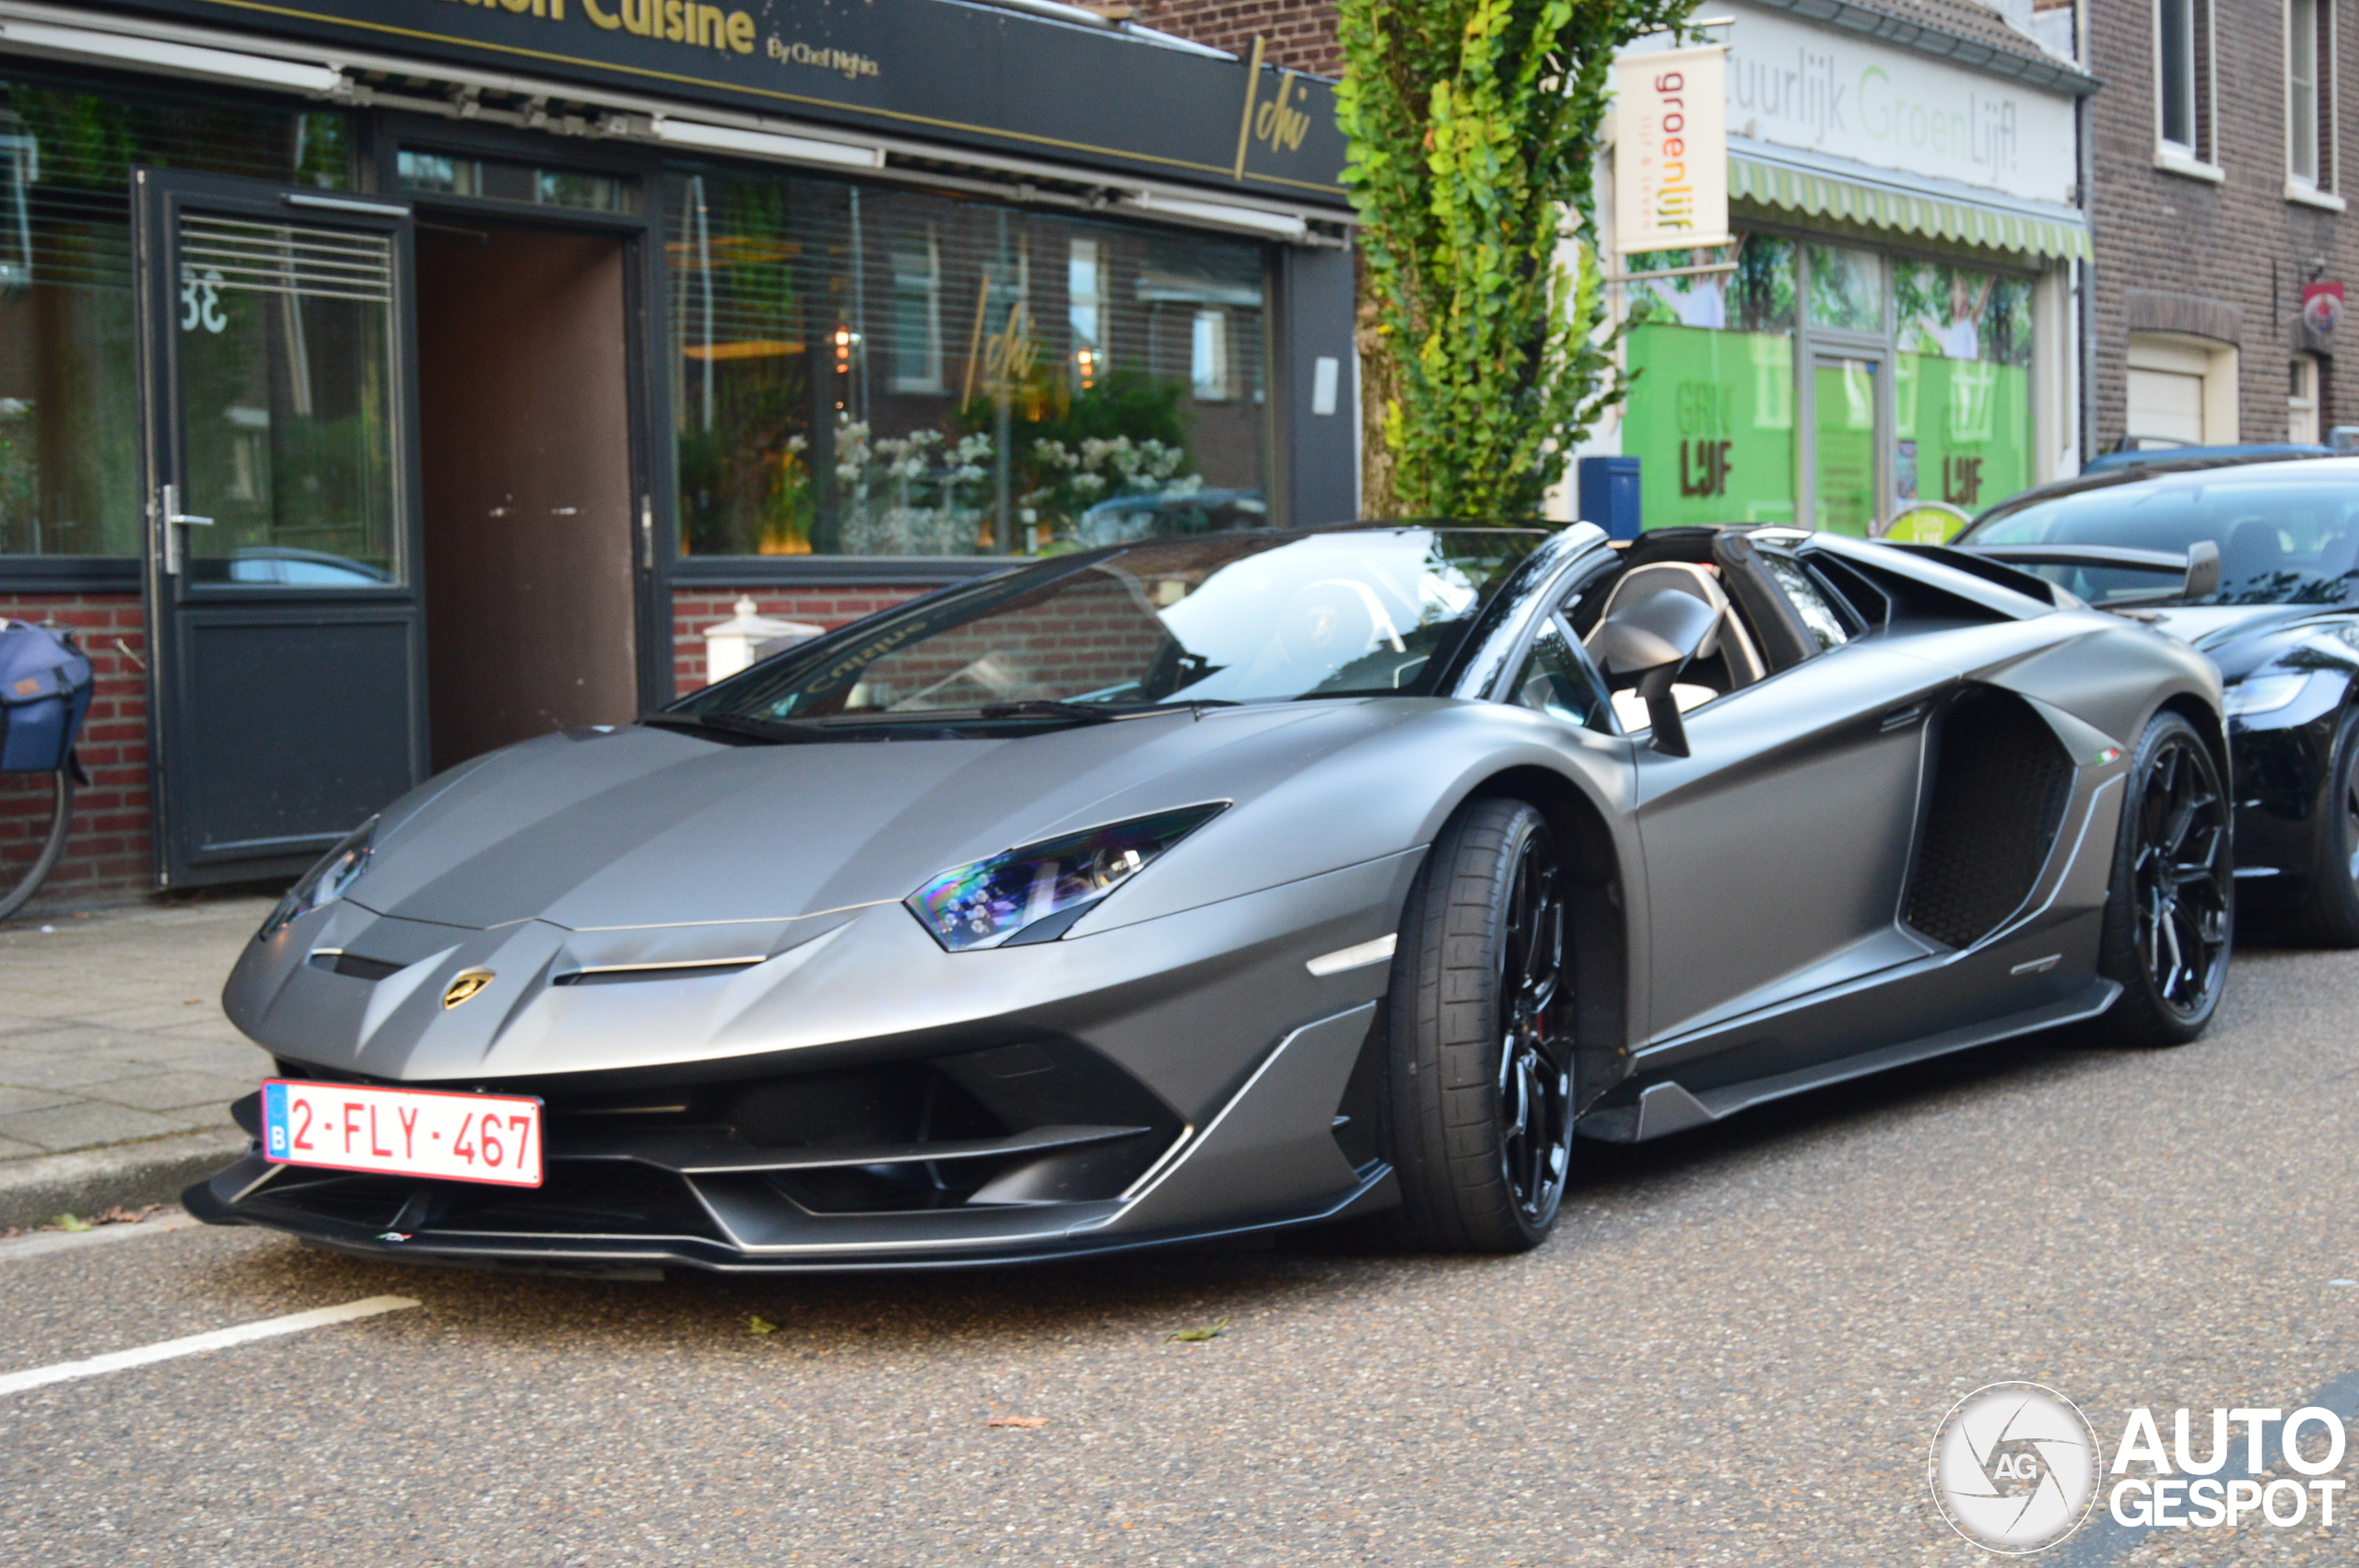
[684, 529, 1545, 721]
[1962, 467, 2359, 604]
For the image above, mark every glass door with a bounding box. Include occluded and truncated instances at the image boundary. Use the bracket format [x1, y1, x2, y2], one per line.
[1811, 354, 1881, 535]
[135, 169, 427, 887]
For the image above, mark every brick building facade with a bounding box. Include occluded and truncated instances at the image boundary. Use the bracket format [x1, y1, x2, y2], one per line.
[2082, 0, 2358, 451]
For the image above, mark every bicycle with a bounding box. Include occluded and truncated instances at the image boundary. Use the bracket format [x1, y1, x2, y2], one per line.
[0, 621, 94, 921]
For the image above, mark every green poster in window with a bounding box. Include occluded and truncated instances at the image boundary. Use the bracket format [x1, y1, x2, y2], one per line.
[1895, 354, 2031, 516]
[1622, 323, 1795, 530]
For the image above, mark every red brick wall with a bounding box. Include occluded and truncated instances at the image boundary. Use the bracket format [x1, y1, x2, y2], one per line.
[2085, 0, 2359, 446]
[0, 593, 153, 908]
[671, 585, 927, 696]
[1128, 0, 1340, 76]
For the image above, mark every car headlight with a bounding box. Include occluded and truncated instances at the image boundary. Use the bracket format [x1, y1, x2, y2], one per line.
[2224, 673, 2312, 719]
[908, 804, 1227, 952]
[258, 818, 377, 941]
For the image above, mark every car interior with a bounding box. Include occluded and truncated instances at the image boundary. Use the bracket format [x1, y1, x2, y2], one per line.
[1513, 526, 1865, 735]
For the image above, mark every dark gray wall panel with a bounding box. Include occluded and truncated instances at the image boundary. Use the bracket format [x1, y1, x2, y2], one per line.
[176, 613, 421, 860]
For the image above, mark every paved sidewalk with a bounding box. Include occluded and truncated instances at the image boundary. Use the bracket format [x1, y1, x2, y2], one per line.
[0, 895, 273, 1227]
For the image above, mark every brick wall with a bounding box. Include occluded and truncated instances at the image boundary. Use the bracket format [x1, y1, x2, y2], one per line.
[0, 593, 152, 909]
[2086, 0, 2359, 446]
[672, 577, 1173, 702]
[1127, 0, 1340, 76]
[671, 585, 929, 696]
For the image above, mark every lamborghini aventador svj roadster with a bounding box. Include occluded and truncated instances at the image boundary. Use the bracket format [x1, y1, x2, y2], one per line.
[190, 521, 2231, 1272]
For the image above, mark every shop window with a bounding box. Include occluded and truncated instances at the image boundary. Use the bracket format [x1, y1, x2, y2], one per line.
[0, 75, 351, 561]
[1191, 310, 1232, 401]
[395, 149, 636, 214]
[1805, 244, 1884, 333]
[2290, 353, 2322, 442]
[664, 170, 1269, 558]
[1068, 238, 1106, 389]
[889, 229, 943, 394]
[1893, 260, 2036, 516]
[2157, 0, 2217, 170]
[1619, 233, 1798, 530]
[2288, 0, 2337, 193]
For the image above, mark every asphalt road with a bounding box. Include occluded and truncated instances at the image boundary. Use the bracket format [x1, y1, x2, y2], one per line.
[2, 941, 2355, 1567]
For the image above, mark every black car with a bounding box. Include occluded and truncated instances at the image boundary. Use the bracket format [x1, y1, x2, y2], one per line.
[1956, 453, 2359, 943]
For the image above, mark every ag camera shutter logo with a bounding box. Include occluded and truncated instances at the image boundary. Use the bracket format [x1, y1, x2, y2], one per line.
[1930, 1382, 2101, 1553]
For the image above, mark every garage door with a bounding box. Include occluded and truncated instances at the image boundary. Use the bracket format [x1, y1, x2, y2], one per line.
[2126, 366, 2206, 443]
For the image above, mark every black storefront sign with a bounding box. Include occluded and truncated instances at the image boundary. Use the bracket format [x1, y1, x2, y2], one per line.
[89, 0, 1349, 205]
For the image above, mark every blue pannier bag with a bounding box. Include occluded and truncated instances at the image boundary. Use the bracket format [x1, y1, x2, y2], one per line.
[0, 620, 94, 774]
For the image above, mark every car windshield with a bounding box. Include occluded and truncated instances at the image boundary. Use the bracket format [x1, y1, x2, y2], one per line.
[1961, 462, 2359, 605]
[682, 528, 1546, 722]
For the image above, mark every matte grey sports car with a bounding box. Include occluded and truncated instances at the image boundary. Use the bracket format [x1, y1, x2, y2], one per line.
[188, 521, 2230, 1273]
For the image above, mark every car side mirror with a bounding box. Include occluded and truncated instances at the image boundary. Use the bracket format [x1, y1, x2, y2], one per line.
[2184, 539, 2221, 600]
[1588, 590, 1719, 757]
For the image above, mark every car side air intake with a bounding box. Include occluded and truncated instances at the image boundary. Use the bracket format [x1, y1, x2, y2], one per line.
[1903, 687, 2075, 949]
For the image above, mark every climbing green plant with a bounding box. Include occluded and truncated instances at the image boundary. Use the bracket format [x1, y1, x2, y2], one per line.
[1336, 0, 1696, 519]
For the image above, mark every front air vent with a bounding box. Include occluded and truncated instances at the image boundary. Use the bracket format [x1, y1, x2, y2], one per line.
[1903, 688, 2075, 950]
[551, 958, 765, 986]
[308, 950, 405, 981]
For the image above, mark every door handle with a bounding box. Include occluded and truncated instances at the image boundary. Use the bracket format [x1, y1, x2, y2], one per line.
[1878, 699, 1932, 732]
[156, 483, 212, 577]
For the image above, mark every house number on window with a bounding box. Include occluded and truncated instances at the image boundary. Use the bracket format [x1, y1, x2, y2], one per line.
[179, 267, 227, 333]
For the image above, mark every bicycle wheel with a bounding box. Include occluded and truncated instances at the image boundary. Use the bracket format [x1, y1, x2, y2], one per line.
[0, 767, 76, 921]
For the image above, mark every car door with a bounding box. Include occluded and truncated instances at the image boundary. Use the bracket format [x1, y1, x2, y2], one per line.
[1629, 571, 1953, 1056]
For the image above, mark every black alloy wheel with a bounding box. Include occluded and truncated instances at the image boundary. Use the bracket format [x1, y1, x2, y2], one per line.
[1496, 833, 1572, 1227]
[2096, 711, 2232, 1046]
[2287, 707, 2359, 947]
[1383, 798, 1578, 1252]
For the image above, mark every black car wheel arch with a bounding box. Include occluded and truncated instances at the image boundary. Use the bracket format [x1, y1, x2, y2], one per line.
[2096, 710, 2233, 1045]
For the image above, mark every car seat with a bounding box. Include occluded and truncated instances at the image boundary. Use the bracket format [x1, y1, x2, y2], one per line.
[1582, 561, 1763, 731]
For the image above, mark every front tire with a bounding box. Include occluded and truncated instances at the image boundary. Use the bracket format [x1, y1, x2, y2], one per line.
[2094, 711, 2232, 1047]
[2283, 707, 2359, 947]
[1383, 799, 1575, 1253]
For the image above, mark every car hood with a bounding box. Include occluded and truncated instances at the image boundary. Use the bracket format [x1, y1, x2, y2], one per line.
[346, 706, 1358, 933]
[2138, 603, 2323, 651]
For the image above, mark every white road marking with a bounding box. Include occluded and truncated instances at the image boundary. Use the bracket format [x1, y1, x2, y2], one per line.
[0, 1211, 202, 1263]
[0, 1295, 419, 1398]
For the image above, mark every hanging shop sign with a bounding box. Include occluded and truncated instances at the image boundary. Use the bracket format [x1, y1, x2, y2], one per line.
[82, 0, 1351, 205]
[1614, 43, 1731, 254]
[2302, 281, 2345, 351]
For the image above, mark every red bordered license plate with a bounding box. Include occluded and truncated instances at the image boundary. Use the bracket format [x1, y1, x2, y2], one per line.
[261, 1079, 544, 1188]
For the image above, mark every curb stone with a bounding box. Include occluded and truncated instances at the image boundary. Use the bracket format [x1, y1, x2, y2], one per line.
[0, 1129, 248, 1232]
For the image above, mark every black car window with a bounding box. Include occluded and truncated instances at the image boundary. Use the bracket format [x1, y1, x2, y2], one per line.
[1962, 469, 2359, 604]
[1511, 617, 1617, 734]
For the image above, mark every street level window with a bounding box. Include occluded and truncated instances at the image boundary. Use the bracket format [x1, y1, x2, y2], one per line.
[2288, 0, 2337, 191]
[663, 168, 1269, 558]
[1068, 238, 1107, 389]
[395, 150, 636, 214]
[0, 74, 351, 560]
[890, 228, 943, 394]
[1621, 232, 1798, 530]
[1893, 261, 2036, 516]
[2157, 0, 2215, 165]
[1806, 244, 1885, 333]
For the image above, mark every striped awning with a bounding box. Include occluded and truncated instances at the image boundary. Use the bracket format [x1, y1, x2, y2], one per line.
[1728, 149, 2091, 262]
